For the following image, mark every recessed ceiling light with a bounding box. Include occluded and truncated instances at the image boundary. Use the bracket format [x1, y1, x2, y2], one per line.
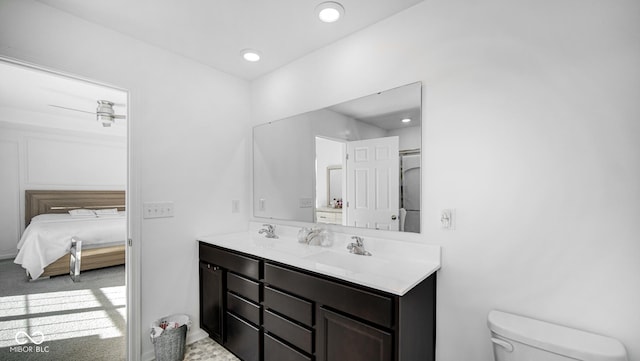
[401, 118, 412, 123]
[316, 2, 345, 23]
[241, 49, 261, 62]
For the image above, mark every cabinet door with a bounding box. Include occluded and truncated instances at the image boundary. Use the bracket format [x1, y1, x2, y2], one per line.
[200, 261, 224, 343]
[317, 307, 392, 361]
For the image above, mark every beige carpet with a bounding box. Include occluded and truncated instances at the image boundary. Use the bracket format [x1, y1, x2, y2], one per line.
[0, 259, 125, 361]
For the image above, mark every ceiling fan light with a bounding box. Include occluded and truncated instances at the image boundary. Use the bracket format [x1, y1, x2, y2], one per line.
[97, 113, 114, 127]
[96, 100, 116, 127]
[316, 2, 344, 23]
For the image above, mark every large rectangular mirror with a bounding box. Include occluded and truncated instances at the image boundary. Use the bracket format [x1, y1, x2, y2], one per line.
[253, 82, 421, 233]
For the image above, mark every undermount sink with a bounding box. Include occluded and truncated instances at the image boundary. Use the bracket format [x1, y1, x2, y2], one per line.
[303, 251, 389, 274]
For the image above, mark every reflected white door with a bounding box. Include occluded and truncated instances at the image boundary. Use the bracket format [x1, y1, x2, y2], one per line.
[345, 136, 399, 230]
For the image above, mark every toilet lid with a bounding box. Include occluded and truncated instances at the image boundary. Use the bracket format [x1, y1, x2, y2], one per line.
[487, 310, 628, 361]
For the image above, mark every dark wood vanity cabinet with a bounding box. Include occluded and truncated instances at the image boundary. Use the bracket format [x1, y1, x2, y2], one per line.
[199, 241, 436, 361]
[199, 242, 262, 361]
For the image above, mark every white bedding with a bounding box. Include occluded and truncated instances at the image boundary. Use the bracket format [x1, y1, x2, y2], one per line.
[14, 213, 126, 279]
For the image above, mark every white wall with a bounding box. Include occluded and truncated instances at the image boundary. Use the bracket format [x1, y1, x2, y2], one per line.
[251, 0, 640, 360]
[0, 120, 126, 259]
[0, 0, 252, 359]
[0, 132, 20, 259]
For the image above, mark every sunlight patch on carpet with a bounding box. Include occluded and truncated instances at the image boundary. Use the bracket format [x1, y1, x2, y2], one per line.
[0, 285, 125, 348]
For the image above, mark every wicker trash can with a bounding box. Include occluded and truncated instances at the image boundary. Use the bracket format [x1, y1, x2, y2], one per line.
[150, 315, 190, 361]
[152, 324, 187, 361]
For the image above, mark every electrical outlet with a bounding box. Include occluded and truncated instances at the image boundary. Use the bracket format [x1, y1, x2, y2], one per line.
[299, 197, 314, 208]
[143, 201, 174, 219]
[441, 208, 456, 230]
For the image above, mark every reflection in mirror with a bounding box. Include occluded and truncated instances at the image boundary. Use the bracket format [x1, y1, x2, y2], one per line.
[316, 137, 345, 225]
[253, 82, 421, 233]
[327, 165, 342, 206]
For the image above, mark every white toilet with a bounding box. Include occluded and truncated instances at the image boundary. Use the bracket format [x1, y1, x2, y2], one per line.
[488, 310, 628, 361]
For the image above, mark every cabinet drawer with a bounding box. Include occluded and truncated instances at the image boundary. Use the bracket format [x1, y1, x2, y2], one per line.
[265, 333, 312, 361]
[227, 272, 260, 303]
[264, 286, 313, 327]
[316, 211, 336, 223]
[227, 291, 260, 326]
[225, 313, 260, 361]
[264, 310, 313, 354]
[265, 263, 393, 328]
[199, 242, 260, 280]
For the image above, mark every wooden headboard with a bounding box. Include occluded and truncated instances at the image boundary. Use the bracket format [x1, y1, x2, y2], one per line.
[25, 190, 126, 226]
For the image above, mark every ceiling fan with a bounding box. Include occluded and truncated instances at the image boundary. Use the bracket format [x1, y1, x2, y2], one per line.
[49, 100, 126, 127]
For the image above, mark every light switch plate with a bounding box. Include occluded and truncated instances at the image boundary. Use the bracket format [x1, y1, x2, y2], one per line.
[143, 201, 174, 219]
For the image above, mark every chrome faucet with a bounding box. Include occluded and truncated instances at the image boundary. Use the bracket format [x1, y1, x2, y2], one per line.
[258, 224, 278, 239]
[303, 227, 323, 245]
[347, 236, 371, 256]
[297, 227, 333, 246]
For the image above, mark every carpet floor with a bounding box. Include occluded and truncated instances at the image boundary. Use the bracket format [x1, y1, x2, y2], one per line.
[0, 259, 126, 361]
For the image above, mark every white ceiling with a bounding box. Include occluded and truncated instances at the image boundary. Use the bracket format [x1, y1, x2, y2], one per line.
[36, 0, 424, 80]
[0, 61, 128, 136]
[1, 1, 423, 135]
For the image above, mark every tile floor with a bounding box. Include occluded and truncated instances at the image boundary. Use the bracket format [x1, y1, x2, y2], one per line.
[184, 337, 240, 361]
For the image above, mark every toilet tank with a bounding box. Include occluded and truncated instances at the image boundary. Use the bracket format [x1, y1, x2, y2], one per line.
[487, 310, 628, 361]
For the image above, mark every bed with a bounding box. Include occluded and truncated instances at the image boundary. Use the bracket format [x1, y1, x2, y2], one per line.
[14, 190, 126, 280]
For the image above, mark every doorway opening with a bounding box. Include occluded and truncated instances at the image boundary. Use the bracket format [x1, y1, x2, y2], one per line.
[0, 57, 130, 361]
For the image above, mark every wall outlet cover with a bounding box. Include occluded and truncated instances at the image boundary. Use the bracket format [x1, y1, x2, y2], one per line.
[299, 197, 314, 208]
[441, 208, 456, 230]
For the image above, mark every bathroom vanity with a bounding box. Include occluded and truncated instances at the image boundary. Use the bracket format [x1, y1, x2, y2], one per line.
[198, 228, 440, 361]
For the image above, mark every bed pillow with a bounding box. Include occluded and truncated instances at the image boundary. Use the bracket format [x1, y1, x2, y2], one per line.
[31, 213, 71, 223]
[94, 208, 119, 215]
[68, 209, 97, 217]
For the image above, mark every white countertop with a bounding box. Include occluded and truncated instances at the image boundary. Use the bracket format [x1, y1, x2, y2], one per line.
[197, 224, 440, 296]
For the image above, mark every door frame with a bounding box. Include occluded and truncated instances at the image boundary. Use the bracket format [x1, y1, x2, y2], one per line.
[0, 55, 140, 360]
